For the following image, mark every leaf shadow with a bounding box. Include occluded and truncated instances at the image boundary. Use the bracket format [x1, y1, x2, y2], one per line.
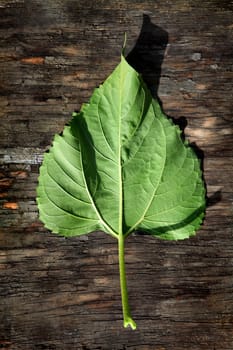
[126, 15, 189, 151]
[126, 14, 189, 133]
[127, 14, 168, 102]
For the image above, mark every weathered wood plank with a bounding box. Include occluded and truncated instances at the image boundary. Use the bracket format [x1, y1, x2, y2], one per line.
[0, 0, 233, 349]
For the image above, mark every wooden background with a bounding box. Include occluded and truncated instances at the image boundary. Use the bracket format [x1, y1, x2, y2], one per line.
[0, 0, 233, 349]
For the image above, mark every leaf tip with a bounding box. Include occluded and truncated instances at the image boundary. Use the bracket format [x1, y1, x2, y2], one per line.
[122, 32, 127, 57]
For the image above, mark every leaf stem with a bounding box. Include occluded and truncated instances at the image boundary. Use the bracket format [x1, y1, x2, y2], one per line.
[118, 233, 137, 330]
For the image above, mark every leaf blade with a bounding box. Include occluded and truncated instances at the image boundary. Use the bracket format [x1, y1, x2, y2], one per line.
[37, 56, 205, 239]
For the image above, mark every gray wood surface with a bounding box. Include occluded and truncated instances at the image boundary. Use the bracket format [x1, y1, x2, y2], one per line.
[0, 0, 233, 349]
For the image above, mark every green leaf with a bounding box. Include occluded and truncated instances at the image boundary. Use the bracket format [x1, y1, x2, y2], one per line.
[37, 55, 205, 330]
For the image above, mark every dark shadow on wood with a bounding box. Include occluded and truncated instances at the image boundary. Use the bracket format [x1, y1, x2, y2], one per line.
[207, 190, 222, 207]
[127, 14, 168, 100]
[127, 15, 188, 136]
[190, 142, 221, 208]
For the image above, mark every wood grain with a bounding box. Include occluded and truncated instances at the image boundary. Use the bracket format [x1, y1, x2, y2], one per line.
[0, 0, 233, 349]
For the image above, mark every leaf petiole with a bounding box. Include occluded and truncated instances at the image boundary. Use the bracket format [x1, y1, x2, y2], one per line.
[118, 233, 137, 330]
